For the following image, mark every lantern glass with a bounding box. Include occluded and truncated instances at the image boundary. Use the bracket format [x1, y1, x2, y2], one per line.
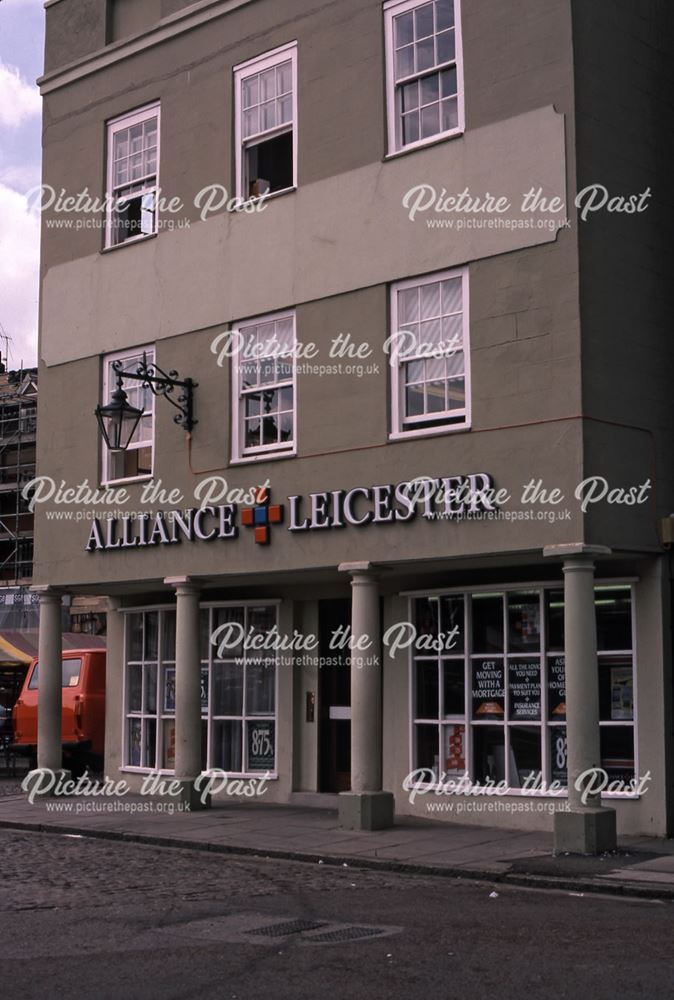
[95, 386, 144, 452]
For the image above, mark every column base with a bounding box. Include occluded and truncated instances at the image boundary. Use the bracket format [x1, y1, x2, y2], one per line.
[173, 779, 211, 811]
[24, 768, 73, 798]
[554, 807, 617, 855]
[338, 791, 394, 831]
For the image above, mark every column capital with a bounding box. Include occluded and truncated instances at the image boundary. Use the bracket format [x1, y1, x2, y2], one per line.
[543, 544, 612, 563]
[164, 576, 201, 596]
[338, 561, 379, 581]
[30, 586, 65, 603]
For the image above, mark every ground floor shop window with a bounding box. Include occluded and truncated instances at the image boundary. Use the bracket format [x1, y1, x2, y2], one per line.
[124, 603, 277, 774]
[411, 584, 635, 791]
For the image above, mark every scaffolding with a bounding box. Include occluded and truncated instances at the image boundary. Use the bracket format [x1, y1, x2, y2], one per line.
[0, 366, 38, 585]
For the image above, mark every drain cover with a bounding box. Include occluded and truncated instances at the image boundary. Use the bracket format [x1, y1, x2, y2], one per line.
[249, 919, 328, 938]
[306, 926, 385, 944]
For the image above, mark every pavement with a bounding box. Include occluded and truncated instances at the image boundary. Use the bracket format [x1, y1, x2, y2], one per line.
[1, 779, 674, 900]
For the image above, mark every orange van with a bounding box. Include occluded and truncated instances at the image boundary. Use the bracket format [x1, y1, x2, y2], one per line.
[12, 649, 106, 774]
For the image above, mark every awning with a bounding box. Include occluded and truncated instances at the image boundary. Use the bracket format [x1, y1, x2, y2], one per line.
[0, 631, 106, 667]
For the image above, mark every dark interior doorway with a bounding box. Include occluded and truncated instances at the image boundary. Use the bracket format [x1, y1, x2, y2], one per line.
[318, 599, 351, 793]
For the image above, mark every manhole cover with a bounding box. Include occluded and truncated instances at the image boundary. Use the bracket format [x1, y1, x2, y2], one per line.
[249, 918, 328, 938]
[306, 926, 386, 944]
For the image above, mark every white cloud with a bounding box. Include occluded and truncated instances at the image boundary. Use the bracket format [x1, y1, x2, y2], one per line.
[0, 182, 39, 366]
[0, 61, 41, 128]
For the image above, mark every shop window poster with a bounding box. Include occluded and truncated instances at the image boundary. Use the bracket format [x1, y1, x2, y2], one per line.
[611, 666, 634, 720]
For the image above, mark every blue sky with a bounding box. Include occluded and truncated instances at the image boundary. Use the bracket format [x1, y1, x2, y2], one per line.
[0, 0, 45, 368]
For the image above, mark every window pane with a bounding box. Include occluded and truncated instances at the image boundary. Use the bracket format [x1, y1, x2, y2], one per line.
[247, 720, 275, 771]
[212, 606, 245, 659]
[128, 664, 142, 712]
[396, 44, 415, 79]
[447, 377, 465, 410]
[416, 37, 435, 73]
[472, 658, 505, 720]
[596, 587, 632, 650]
[507, 592, 541, 652]
[62, 659, 82, 688]
[402, 80, 419, 112]
[420, 281, 441, 319]
[211, 719, 242, 772]
[600, 726, 634, 784]
[508, 659, 541, 721]
[406, 382, 425, 416]
[441, 66, 457, 97]
[416, 662, 439, 718]
[420, 73, 439, 105]
[143, 718, 156, 769]
[599, 656, 633, 721]
[440, 595, 464, 652]
[144, 612, 158, 660]
[163, 666, 176, 713]
[414, 3, 434, 39]
[548, 726, 567, 785]
[248, 604, 276, 638]
[402, 111, 420, 144]
[426, 381, 446, 412]
[242, 76, 258, 109]
[441, 277, 462, 314]
[144, 663, 157, 714]
[246, 661, 275, 715]
[212, 661, 244, 716]
[545, 590, 564, 651]
[472, 594, 504, 652]
[395, 10, 414, 47]
[277, 61, 293, 95]
[473, 726, 505, 784]
[415, 724, 439, 779]
[441, 97, 458, 131]
[510, 727, 541, 787]
[436, 0, 455, 31]
[443, 661, 464, 716]
[548, 655, 566, 720]
[161, 612, 176, 661]
[420, 102, 440, 138]
[436, 28, 455, 64]
[128, 719, 142, 766]
[128, 613, 143, 661]
[162, 719, 176, 769]
[398, 287, 419, 324]
[260, 68, 276, 101]
[443, 723, 465, 775]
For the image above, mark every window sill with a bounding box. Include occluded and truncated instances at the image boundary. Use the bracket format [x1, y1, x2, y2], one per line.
[230, 448, 297, 466]
[101, 473, 153, 488]
[120, 766, 279, 781]
[385, 127, 464, 162]
[231, 185, 297, 211]
[389, 422, 471, 443]
[101, 232, 158, 255]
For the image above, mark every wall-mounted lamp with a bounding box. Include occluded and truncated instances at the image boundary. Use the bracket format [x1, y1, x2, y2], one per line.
[95, 353, 197, 452]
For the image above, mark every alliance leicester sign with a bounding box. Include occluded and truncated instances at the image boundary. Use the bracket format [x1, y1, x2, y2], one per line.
[85, 474, 498, 552]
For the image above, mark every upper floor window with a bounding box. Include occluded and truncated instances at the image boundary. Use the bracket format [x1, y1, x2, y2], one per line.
[232, 311, 296, 461]
[384, 0, 463, 154]
[106, 103, 160, 248]
[390, 268, 470, 437]
[102, 347, 155, 483]
[234, 43, 297, 201]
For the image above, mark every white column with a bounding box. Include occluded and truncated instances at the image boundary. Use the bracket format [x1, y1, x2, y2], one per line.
[544, 544, 616, 853]
[563, 556, 602, 810]
[165, 576, 208, 808]
[337, 562, 393, 830]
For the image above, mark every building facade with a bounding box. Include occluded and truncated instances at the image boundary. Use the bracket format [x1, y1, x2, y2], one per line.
[33, 0, 674, 846]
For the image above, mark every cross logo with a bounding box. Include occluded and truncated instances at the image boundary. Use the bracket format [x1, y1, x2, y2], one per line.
[241, 487, 284, 545]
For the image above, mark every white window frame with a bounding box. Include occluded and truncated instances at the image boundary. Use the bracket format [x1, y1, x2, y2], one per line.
[233, 41, 298, 202]
[230, 309, 297, 464]
[121, 601, 280, 779]
[384, 0, 464, 156]
[105, 102, 161, 249]
[390, 266, 470, 440]
[405, 582, 639, 798]
[101, 345, 155, 486]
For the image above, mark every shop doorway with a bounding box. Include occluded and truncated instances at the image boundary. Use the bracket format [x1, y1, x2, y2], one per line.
[318, 599, 351, 792]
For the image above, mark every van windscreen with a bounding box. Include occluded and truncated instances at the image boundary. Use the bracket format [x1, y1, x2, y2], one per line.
[28, 658, 83, 690]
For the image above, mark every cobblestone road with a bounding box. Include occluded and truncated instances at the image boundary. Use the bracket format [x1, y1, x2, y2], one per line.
[1, 828, 673, 1000]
